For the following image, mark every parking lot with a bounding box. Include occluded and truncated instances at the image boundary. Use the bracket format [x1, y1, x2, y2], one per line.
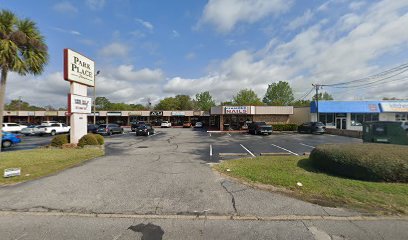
[4, 128, 362, 157]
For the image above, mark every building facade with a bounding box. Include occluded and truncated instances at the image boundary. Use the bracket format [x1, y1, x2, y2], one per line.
[310, 101, 408, 131]
[210, 106, 293, 130]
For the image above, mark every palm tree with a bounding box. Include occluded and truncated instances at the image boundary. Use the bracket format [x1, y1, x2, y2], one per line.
[0, 10, 48, 151]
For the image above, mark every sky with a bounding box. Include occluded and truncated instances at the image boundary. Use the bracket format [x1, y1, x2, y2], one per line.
[1, 0, 408, 108]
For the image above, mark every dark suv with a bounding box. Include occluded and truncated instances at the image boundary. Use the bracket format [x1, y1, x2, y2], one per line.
[248, 122, 273, 135]
[136, 124, 155, 136]
[131, 121, 146, 132]
[96, 124, 123, 135]
[297, 122, 326, 134]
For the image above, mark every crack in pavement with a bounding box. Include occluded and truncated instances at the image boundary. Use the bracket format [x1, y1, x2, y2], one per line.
[220, 180, 238, 215]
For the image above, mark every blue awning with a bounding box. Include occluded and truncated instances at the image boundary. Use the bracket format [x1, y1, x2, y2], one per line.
[310, 101, 381, 113]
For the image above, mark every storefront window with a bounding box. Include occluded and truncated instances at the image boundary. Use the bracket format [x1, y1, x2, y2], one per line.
[319, 113, 334, 126]
[351, 113, 379, 126]
[396, 113, 408, 121]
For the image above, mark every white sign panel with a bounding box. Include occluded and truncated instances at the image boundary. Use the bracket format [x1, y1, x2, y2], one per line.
[380, 102, 408, 112]
[68, 94, 92, 114]
[171, 111, 185, 116]
[224, 106, 250, 114]
[64, 48, 95, 86]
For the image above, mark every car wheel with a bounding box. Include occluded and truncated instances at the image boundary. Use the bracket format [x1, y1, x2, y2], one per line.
[2, 140, 12, 148]
[121, 129, 124, 134]
[51, 130, 56, 136]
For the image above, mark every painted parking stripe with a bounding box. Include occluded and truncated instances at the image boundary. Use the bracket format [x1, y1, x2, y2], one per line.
[227, 133, 231, 137]
[240, 144, 255, 157]
[210, 144, 213, 157]
[300, 143, 315, 148]
[270, 144, 299, 156]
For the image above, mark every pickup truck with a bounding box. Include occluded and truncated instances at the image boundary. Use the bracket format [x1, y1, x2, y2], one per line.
[248, 122, 273, 135]
[39, 123, 70, 136]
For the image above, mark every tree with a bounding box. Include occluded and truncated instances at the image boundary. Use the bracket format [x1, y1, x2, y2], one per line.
[0, 10, 48, 151]
[95, 96, 111, 110]
[194, 91, 215, 111]
[313, 92, 334, 101]
[262, 81, 294, 106]
[233, 89, 263, 106]
[5, 98, 45, 110]
[154, 97, 178, 110]
[292, 100, 311, 107]
[174, 95, 194, 110]
[382, 97, 402, 100]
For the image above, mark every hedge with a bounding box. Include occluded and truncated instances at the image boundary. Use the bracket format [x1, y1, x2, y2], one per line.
[78, 133, 99, 148]
[271, 124, 298, 131]
[310, 143, 408, 182]
[92, 134, 104, 145]
[51, 134, 69, 147]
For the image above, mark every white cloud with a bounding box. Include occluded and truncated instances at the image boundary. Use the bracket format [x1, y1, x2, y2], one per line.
[185, 52, 196, 60]
[349, 1, 366, 11]
[135, 18, 154, 31]
[53, 1, 78, 14]
[287, 9, 314, 30]
[171, 30, 180, 38]
[98, 42, 129, 58]
[165, 0, 408, 101]
[199, 0, 292, 32]
[52, 27, 81, 36]
[86, 0, 106, 10]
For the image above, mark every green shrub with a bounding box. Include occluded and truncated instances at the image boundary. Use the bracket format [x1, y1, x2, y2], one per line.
[92, 134, 104, 145]
[51, 134, 69, 147]
[271, 124, 298, 131]
[310, 143, 408, 182]
[78, 133, 99, 148]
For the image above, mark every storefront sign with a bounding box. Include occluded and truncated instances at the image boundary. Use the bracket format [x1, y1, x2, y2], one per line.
[68, 94, 92, 114]
[107, 112, 122, 116]
[44, 111, 58, 116]
[171, 111, 185, 116]
[27, 111, 35, 116]
[88, 112, 100, 116]
[64, 48, 95, 87]
[150, 111, 163, 116]
[193, 111, 201, 116]
[4, 111, 17, 116]
[128, 112, 142, 116]
[380, 102, 408, 112]
[224, 106, 249, 114]
[368, 104, 379, 112]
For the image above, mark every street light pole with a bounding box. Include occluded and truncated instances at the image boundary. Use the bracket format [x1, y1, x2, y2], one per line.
[93, 70, 100, 125]
[312, 84, 321, 122]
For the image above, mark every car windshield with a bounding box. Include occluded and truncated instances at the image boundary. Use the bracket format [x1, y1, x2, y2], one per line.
[315, 122, 325, 126]
[98, 125, 107, 128]
[138, 126, 147, 129]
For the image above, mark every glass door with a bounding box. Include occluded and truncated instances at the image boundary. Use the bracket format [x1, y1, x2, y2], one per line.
[336, 118, 347, 129]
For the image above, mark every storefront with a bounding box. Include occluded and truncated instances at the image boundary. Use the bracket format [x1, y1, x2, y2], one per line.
[210, 106, 293, 131]
[310, 101, 408, 131]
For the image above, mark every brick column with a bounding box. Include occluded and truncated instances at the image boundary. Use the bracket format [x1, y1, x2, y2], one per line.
[220, 115, 224, 131]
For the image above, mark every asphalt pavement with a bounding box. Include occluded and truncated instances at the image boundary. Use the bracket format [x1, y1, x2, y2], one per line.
[0, 128, 406, 239]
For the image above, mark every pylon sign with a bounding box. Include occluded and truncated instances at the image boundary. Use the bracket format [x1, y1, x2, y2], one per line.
[63, 49, 95, 144]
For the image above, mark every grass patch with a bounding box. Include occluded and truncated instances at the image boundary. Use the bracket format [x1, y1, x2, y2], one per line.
[214, 156, 408, 215]
[0, 148, 104, 185]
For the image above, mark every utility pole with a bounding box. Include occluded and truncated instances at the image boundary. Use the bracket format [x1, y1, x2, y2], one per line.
[93, 70, 100, 125]
[312, 84, 321, 122]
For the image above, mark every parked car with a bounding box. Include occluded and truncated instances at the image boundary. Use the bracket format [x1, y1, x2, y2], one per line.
[18, 122, 35, 127]
[41, 121, 59, 126]
[2, 131, 21, 148]
[131, 121, 146, 132]
[194, 122, 203, 128]
[97, 124, 123, 135]
[248, 122, 273, 135]
[136, 124, 155, 136]
[87, 124, 99, 133]
[183, 122, 192, 128]
[40, 123, 70, 136]
[2, 123, 26, 133]
[21, 125, 44, 136]
[297, 122, 326, 134]
[161, 121, 172, 128]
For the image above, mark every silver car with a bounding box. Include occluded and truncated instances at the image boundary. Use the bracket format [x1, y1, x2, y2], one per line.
[21, 125, 46, 136]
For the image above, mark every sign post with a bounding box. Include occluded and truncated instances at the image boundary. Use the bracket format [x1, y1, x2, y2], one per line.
[64, 49, 95, 144]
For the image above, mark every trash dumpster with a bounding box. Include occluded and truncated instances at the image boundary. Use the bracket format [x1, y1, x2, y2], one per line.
[362, 121, 408, 145]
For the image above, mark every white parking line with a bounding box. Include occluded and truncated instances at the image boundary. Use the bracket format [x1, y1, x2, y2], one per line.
[209, 133, 212, 137]
[271, 144, 299, 156]
[240, 144, 256, 157]
[227, 133, 231, 137]
[300, 143, 315, 148]
[210, 144, 213, 157]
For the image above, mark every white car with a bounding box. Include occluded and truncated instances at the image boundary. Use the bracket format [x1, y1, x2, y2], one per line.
[2, 123, 26, 133]
[161, 121, 172, 128]
[40, 123, 70, 136]
[194, 122, 203, 128]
